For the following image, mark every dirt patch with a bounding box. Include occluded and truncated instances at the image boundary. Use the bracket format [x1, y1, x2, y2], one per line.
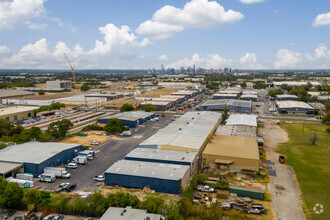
[259, 120, 288, 149]
[60, 131, 112, 148]
[135, 88, 181, 97]
[106, 97, 144, 109]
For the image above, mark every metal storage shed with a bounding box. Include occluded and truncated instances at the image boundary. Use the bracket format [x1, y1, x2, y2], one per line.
[230, 185, 264, 200]
[104, 160, 190, 194]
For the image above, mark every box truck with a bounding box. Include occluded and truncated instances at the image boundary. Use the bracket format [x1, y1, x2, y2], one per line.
[44, 167, 71, 179]
[78, 150, 95, 160]
[73, 156, 87, 165]
[38, 173, 56, 183]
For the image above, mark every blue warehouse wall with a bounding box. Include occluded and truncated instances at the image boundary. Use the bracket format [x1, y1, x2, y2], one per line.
[24, 145, 82, 177]
[104, 173, 181, 194]
[121, 119, 139, 128]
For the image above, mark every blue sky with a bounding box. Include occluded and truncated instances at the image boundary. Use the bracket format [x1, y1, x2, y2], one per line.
[0, 0, 329, 69]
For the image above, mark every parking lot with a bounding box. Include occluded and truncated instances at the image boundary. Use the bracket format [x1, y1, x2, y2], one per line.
[37, 113, 177, 193]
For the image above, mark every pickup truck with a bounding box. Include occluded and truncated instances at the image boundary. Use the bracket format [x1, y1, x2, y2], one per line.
[196, 185, 215, 193]
[94, 175, 105, 182]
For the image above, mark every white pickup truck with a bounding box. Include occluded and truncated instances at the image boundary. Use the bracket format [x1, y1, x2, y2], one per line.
[196, 185, 215, 193]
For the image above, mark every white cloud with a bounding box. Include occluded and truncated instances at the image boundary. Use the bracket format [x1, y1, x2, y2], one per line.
[313, 12, 330, 27]
[305, 44, 330, 60]
[136, 0, 244, 39]
[0, 45, 10, 55]
[25, 21, 47, 30]
[51, 17, 76, 32]
[167, 52, 263, 69]
[239, 0, 264, 4]
[1, 23, 151, 68]
[136, 21, 183, 40]
[158, 54, 169, 61]
[274, 49, 303, 69]
[88, 23, 150, 56]
[0, 0, 46, 31]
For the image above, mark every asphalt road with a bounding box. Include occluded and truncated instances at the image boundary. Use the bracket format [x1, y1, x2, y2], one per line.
[37, 113, 176, 192]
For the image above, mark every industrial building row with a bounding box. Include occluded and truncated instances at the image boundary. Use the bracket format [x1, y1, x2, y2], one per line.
[213, 88, 259, 102]
[200, 99, 252, 113]
[98, 111, 155, 128]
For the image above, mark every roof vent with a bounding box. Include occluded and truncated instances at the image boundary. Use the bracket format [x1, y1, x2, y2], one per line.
[121, 212, 124, 216]
[123, 209, 127, 213]
[186, 122, 189, 125]
[182, 157, 185, 160]
[179, 128, 182, 131]
[146, 217, 150, 220]
[192, 117, 194, 120]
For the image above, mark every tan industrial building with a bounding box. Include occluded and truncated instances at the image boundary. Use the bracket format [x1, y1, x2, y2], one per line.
[0, 106, 38, 122]
[0, 89, 34, 101]
[202, 135, 259, 173]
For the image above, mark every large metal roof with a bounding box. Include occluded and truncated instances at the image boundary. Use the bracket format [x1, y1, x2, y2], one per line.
[100, 206, 162, 220]
[201, 99, 252, 108]
[226, 114, 257, 127]
[125, 148, 198, 163]
[276, 101, 314, 109]
[139, 111, 222, 151]
[101, 111, 154, 121]
[0, 141, 81, 164]
[0, 161, 23, 175]
[0, 89, 34, 98]
[105, 160, 190, 181]
[0, 106, 38, 117]
[215, 125, 257, 138]
[203, 135, 259, 160]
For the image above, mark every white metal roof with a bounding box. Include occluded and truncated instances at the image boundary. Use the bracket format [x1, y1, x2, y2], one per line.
[226, 114, 257, 127]
[240, 94, 258, 98]
[0, 106, 38, 117]
[273, 81, 321, 86]
[201, 99, 252, 108]
[0, 89, 34, 98]
[0, 161, 23, 174]
[101, 111, 154, 121]
[275, 94, 298, 98]
[215, 125, 257, 138]
[100, 206, 162, 220]
[139, 111, 222, 151]
[276, 101, 314, 109]
[105, 160, 190, 180]
[125, 148, 198, 163]
[0, 141, 80, 164]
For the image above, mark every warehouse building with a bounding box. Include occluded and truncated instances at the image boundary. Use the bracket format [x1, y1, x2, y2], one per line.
[275, 101, 314, 115]
[273, 81, 321, 88]
[98, 111, 155, 128]
[139, 101, 172, 111]
[213, 93, 238, 100]
[139, 111, 222, 152]
[226, 114, 258, 127]
[84, 93, 123, 101]
[0, 161, 23, 178]
[240, 94, 258, 102]
[0, 89, 34, 101]
[202, 135, 259, 173]
[100, 206, 163, 220]
[171, 90, 198, 99]
[200, 99, 252, 113]
[46, 80, 72, 90]
[215, 125, 256, 138]
[308, 102, 326, 112]
[125, 148, 198, 175]
[154, 95, 185, 105]
[56, 95, 107, 107]
[0, 106, 38, 122]
[219, 90, 241, 95]
[0, 142, 82, 177]
[275, 94, 298, 101]
[104, 160, 190, 194]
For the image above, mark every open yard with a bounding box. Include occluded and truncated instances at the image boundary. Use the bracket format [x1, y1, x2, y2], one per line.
[60, 131, 115, 148]
[277, 121, 330, 220]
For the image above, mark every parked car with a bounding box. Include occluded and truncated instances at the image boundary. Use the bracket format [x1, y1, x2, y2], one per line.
[221, 202, 231, 210]
[64, 183, 77, 192]
[153, 117, 159, 121]
[65, 162, 78, 169]
[53, 214, 64, 220]
[90, 141, 100, 145]
[161, 113, 166, 117]
[196, 185, 215, 193]
[119, 130, 131, 137]
[43, 215, 55, 220]
[2, 210, 16, 219]
[247, 208, 261, 215]
[54, 182, 70, 192]
[94, 175, 105, 182]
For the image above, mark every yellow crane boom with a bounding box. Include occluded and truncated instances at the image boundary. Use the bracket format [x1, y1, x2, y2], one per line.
[64, 53, 77, 88]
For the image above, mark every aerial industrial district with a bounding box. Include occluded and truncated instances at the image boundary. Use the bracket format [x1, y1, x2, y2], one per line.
[0, 70, 329, 220]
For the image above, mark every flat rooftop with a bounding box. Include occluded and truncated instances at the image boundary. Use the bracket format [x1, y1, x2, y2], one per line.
[101, 111, 154, 121]
[0, 106, 38, 116]
[275, 94, 298, 98]
[214, 94, 238, 97]
[105, 160, 190, 181]
[139, 111, 222, 151]
[0, 89, 34, 98]
[0, 161, 23, 175]
[125, 148, 198, 163]
[203, 135, 259, 160]
[226, 114, 257, 127]
[219, 90, 241, 94]
[56, 95, 106, 102]
[215, 125, 257, 138]
[140, 101, 171, 105]
[100, 206, 162, 220]
[0, 141, 80, 164]
[276, 101, 314, 109]
[201, 99, 252, 108]
[240, 94, 258, 98]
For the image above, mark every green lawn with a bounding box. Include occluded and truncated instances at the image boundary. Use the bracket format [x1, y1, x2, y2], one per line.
[277, 121, 330, 220]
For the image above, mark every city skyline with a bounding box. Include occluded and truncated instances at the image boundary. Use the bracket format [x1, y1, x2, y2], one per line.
[0, 0, 329, 70]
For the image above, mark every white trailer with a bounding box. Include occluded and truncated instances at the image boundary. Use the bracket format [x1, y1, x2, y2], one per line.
[44, 167, 71, 179]
[73, 156, 87, 165]
[38, 173, 56, 183]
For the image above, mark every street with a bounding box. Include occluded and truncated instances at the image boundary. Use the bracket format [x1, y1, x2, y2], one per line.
[37, 113, 176, 192]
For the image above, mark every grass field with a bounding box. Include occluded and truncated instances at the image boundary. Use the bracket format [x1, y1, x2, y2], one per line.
[277, 121, 330, 220]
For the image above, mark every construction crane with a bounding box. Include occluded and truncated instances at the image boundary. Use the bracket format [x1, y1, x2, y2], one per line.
[64, 53, 77, 88]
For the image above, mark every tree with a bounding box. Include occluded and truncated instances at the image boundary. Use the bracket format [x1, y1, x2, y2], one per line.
[37, 191, 51, 206]
[47, 119, 73, 139]
[104, 118, 125, 134]
[80, 84, 90, 92]
[120, 103, 134, 112]
[240, 81, 247, 89]
[310, 131, 318, 145]
[87, 192, 106, 213]
[23, 189, 40, 205]
[144, 104, 157, 112]
[139, 195, 166, 214]
[268, 89, 284, 97]
[0, 182, 23, 209]
[281, 84, 290, 91]
[38, 90, 45, 95]
[322, 111, 330, 125]
[50, 102, 65, 110]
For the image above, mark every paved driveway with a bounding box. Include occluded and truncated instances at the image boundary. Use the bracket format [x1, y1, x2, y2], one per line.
[37, 113, 175, 192]
[260, 120, 306, 220]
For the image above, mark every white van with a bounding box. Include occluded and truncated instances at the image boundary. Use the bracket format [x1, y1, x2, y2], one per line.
[65, 163, 78, 169]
